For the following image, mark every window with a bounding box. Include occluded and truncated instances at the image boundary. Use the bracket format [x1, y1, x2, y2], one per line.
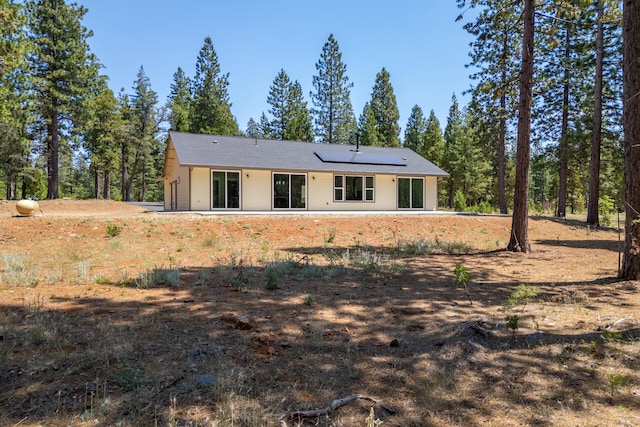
[274, 173, 306, 209]
[334, 175, 374, 202]
[212, 170, 240, 209]
[398, 177, 424, 209]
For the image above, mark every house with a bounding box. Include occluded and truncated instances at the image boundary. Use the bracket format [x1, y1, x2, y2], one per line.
[163, 131, 448, 212]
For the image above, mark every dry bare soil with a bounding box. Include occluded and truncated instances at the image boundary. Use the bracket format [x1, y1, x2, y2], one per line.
[0, 200, 638, 427]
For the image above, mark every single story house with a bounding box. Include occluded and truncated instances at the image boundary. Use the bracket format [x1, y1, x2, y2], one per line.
[163, 131, 448, 212]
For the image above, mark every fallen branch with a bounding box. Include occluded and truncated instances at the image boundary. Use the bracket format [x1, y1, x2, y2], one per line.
[279, 394, 396, 424]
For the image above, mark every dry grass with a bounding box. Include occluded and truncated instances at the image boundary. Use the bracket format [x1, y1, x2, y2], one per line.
[0, 200, 638, 426]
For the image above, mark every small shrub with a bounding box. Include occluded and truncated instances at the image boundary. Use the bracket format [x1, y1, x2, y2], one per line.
[454, 190, 467, 212]
[303, 294, 314, 305]
[265, 266, 279, 290]
[135, 266, 182, 288]
[607, 373, 626, 397]
[454, 262, 472, 305]
[507, 284, 540, 311]
[324, 227, 337, 244]
[106, 223, 123, 238]
[599, 195, 616, 227]
[505, 314, 519, 332]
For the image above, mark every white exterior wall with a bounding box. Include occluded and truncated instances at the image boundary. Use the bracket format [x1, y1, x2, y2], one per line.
[169, 167, 441, 211]
[190, 168, 210, 210]
[242, 169, 271, 210]
[425, 176, 439, 211]
[163, 165, 191, 210]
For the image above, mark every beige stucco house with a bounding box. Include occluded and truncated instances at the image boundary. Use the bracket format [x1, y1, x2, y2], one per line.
[163, 131, 448, 212]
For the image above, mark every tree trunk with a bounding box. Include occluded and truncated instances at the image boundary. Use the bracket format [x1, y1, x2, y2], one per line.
[507, 0, 534, 253]
[498, 33, 508, 215]
[557, 29, 571, 218]
[621, 0, 640, 279]
[94, 170, 100, 199]
[121, 143, 131, 202]
[103, 170, 111, 200]
[498, 93, 507, 215]
[587, 0, 604, 226]
[46, 111, 59, 199]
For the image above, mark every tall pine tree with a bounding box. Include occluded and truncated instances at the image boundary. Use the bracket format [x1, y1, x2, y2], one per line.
[266, 69, 313, 141]
[310, 34, 356, 144]
[621, 0, 640, 279]
[129, 66, 158, 202]
[27, 0, 100, 199]
[403, 105, 426, 153]
[190, 36, 239, 136]
[368, 67, 401, 147]
[167, 67, 191, 132]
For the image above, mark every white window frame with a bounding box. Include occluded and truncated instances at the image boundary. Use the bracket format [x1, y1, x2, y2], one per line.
[211, 169, 241, 210]
[333, 174, 375, 202]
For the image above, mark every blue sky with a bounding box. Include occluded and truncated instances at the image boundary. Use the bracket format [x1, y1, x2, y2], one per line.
[79, 1, 476, 136]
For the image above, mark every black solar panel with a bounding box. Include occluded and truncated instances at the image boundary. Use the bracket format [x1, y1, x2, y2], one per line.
[314, 150, 408, 166]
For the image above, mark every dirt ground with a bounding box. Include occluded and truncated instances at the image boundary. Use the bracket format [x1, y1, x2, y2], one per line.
[0, 199, 638, 426]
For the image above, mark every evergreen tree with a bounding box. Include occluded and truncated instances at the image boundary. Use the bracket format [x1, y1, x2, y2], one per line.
[621, 0, 640, 279]
[129, 66, 158, 202]
[245, 118, 259, 138]
[167, 67, 191, 132]
[424, 110, 446, 167]
[266, 69, 313, 141]
[26, 0, 100, 199]
[310, 34, 355, 144]
[285, 80, 313, 141]
[0, 1, 30, 199]
[0, 0, 25, 116]
[458, 0, 521, 214]
[403, 105, 426, 153]
[443, 94, 464, 208]
[358, 102, 378, 146]
[267, 69, 291, 140]
[258, 112, 272, 139]
[83, 78, 120, 199]
[190, 36, 239, 136]
[117, 89, 134, 202]
[444, 95, 491, 208]
[368, 67, 400, 147]
[508, 0, 535, 253]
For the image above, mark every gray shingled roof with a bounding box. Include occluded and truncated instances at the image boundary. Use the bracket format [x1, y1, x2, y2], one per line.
[168, 131, 449, 176]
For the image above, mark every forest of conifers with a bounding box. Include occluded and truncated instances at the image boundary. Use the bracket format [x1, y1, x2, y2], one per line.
[0, 0, 626, 223]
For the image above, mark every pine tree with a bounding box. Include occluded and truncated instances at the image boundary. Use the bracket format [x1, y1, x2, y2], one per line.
[129, 66, 158, 202]
[245, 118, 259, 138]
[369, 67, 400, 147]
[190, 36, 239, 136]
[0, 0, 30, 199]
[403, 105, 426, 153]
[267, 69, 291, 140]
[444, 94, 464, 208]
[358, 102, 378, 146]
[266, 69, 313, 141]
[117, 89, 134, 202]
[167, 67, 191, 132]
[444, 95, 491, 208]
[26, 0, 100, 199]
[310, 34, 356, 144]
[285, 80, 313, 141]
[586, 0, 605, 225]
[458, 0, 521, 214]
[621, 0, 640, 279]
[508, 0, 534, 253]
[424, 110, 446, 167]
[83, 78, 120, 199]
[258, 112, 272, 139]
